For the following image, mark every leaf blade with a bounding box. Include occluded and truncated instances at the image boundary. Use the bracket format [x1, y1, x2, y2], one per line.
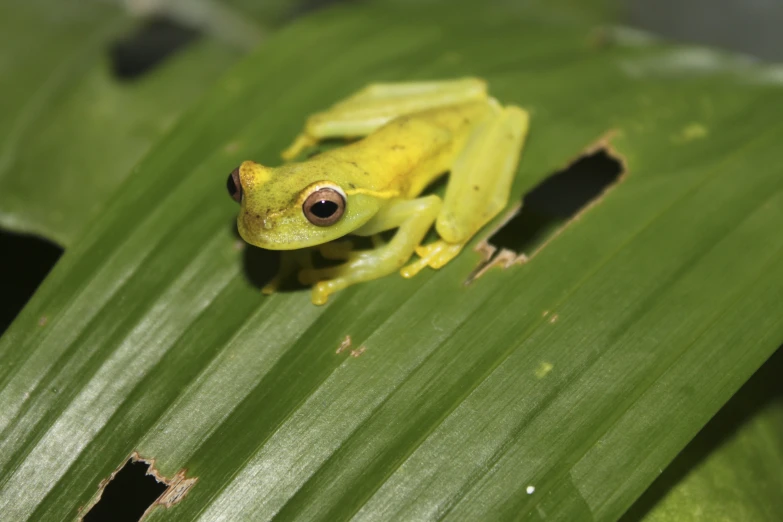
[1, 2, 782, 521]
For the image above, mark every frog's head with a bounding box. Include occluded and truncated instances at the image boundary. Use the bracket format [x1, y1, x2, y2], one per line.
[227, 160, 381, 250]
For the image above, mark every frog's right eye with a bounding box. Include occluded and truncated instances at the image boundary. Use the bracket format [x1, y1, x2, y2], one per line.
[227, 167, 242, 203]
[303, 186, 346, 226]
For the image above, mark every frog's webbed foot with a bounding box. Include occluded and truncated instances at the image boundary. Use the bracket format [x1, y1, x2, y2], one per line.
[400, 240, 464, 278]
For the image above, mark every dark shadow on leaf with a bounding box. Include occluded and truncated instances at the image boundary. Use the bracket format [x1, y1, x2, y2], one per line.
[242, 245, 295, 291]
[621, 345, 783, 521]
[233, 216, 385, 295]
[228, 219, 283, 292]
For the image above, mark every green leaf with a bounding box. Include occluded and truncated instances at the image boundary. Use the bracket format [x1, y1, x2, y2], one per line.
[1, 1, 783, 520]
[0, 0, 247, 245]
[624, 347, 783, 522]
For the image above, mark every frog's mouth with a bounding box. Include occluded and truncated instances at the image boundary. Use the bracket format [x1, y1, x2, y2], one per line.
[237, 211, 273, 248]
[236, 210, 311, 251]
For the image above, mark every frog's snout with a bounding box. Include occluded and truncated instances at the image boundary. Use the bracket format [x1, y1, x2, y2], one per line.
[227, 167, 242, 203]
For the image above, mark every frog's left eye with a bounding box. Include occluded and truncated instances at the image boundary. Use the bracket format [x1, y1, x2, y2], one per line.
[303, 186, 346, 226]
[227, 167, 242, 203]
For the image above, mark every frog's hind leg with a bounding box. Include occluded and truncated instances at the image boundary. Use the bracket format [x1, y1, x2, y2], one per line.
[298, 196, 441, 305]
[402, 104, 530, 278]
[282, 78, 488, 160]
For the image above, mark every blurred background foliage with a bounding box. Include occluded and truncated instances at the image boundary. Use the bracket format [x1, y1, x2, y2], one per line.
[0, 0, 781, 520]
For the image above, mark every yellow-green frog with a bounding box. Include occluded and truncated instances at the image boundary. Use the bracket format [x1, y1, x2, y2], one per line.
[227, 78, 529, 304]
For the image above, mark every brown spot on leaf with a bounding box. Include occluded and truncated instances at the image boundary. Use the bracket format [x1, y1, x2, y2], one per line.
[336, 335, 352, 354]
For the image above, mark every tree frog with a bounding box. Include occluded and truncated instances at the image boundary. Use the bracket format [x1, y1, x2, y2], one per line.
[227, 78, 529, 305]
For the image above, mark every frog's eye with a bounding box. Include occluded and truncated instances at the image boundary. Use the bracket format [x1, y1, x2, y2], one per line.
[303, 186, 346, 226]
[227, 167, 242, 203]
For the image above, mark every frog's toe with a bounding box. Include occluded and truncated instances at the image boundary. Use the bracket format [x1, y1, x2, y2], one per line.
[261, 280, 279, 295]
[428, 242, 463, 269]
[311, 282, 333, 305]
[414, 244, 435, 258]
[312, 276, 355, 305]
[402, 240, 463, 278]
[400, 256, 430, 278]
[403, 242, 443, 278]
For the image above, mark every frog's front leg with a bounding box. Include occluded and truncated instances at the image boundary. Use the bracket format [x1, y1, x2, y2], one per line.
[402, 104, 530, 278]
[282, 78, 487, 160]
[298, 196, 441, 305]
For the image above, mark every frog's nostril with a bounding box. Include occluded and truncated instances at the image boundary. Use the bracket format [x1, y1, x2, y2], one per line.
[227, 167, 242, 203]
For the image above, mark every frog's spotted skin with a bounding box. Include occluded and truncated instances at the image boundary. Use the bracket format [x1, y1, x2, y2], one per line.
[229, 78, 529, 305]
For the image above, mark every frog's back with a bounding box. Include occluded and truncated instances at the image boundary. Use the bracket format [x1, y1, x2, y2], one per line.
[325, 100, 493, 194]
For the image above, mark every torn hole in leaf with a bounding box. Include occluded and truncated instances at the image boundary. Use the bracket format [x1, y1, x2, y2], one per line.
[0, 230, 62, 335]
[81, 453, 196, 521]
[110, 17, 201, 80]
[469, 144, 625, 282]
